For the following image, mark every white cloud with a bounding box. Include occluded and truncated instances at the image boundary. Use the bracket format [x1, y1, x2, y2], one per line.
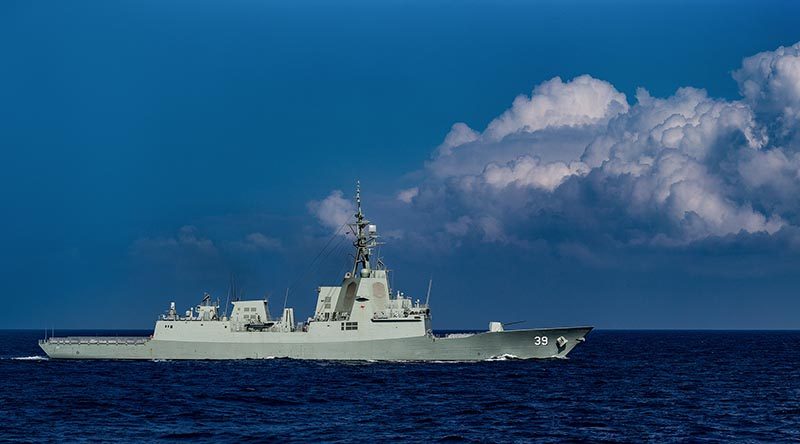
[436, 123, 479, 157]
[581, 87, 782, 240]
[484, 75, 629, 140]
[480, 156, 589, 191]
[399, 43, 800, 246]
[307, 190, 355, 232]
[426, 76, 627, 181]
[738, 148, 800, 189]
[303, 44, 800, 248]
[397, 187, 419, 203]
[734, 42, 800, 132]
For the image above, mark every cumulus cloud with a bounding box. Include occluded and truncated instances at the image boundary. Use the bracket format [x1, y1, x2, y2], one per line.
[394, 43, 800, 247]
[734, 42, 800, 137]
[437, 123, 479, 157]
[427, 76, 628, 181]
[304, 43, 800, 252]
[483, 75, 629, 140]
[307, 190, 355, 231]
[480, 156, 589, 191]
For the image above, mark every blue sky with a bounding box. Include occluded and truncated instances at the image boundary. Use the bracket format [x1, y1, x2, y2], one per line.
[2, 0, 800, 329]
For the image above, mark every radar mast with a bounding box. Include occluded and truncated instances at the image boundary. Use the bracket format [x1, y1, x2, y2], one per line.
[350, 181, 380, 276]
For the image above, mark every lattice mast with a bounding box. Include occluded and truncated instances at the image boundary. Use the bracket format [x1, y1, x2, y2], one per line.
[350, 181, 381, 276]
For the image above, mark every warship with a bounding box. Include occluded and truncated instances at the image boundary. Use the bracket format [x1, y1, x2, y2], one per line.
[39, 184, 592, 361]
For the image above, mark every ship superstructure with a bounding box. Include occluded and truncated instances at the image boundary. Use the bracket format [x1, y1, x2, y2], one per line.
[39, 183, 592, 361]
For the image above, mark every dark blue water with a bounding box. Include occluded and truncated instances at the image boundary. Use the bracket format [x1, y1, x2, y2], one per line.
[1, 330, 799, 443]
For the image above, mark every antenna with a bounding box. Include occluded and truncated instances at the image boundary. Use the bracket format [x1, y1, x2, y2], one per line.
[224, 287, 230, 318]
[283, 287, 289, 312]
[356, 179, 362, 216]
[223, 273, 234, 318]
[425, 277, 433, 307]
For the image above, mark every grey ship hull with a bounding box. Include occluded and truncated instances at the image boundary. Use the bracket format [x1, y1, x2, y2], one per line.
[39, 326, 592, 361]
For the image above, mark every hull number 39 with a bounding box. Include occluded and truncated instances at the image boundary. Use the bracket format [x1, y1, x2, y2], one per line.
[534, 336, 548, 346]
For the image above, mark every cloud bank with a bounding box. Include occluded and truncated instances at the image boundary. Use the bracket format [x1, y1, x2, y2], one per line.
[377, 42, 800, 249]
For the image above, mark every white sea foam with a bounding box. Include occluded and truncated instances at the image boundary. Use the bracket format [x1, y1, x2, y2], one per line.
[12, 355, 49, 361]
[485, 353, 519, 361]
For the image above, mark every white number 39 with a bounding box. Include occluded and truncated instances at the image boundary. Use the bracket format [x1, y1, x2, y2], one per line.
[534, 336, 548, 346]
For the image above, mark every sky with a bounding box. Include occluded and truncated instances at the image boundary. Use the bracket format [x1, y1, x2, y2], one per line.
[2, 0, 800, 329]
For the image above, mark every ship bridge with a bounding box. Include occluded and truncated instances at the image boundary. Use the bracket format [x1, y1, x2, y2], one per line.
[305, 182, 431, 337]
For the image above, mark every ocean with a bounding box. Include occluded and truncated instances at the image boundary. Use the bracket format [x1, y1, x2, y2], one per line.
[1, 330, 798, 443]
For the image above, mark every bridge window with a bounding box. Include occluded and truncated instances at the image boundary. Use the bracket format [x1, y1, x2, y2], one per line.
[341, 322, 358, 331]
